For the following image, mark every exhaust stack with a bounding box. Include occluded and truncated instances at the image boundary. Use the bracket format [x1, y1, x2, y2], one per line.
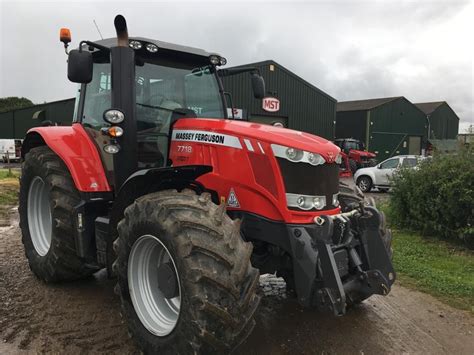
[114, 15, 129, 47]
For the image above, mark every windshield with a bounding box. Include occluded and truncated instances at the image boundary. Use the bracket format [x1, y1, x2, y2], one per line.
[135, 62, 224, 167]
[136, 62, 224, 118]
[345, 141, 364, 151]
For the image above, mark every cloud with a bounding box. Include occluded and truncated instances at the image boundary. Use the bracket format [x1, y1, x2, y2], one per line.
[0, 0, 472, 131]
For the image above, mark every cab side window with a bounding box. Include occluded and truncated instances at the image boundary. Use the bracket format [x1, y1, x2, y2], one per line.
[82, 63, 112, 129]
[380, 158, 400, 169]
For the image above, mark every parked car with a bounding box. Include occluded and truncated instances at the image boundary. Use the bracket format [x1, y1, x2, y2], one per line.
[354, 155, 423, 192]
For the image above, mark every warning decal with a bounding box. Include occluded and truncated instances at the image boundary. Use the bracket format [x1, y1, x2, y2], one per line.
[227, 188, 240, 208]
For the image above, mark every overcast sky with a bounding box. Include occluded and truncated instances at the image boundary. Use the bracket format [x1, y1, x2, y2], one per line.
[1, 0, 473, 132]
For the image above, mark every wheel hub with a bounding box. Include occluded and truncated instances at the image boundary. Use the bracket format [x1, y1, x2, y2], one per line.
[157, 262, 179, 299]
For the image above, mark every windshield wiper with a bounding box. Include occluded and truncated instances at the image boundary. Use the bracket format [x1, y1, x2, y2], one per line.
[136, 102, 189, 115]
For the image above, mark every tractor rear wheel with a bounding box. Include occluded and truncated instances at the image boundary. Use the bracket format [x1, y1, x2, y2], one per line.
[19, 146, 98, 282]
[114, 189, 260, 354]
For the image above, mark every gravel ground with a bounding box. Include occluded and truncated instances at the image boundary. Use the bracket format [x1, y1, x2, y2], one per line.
[1, 211, 473, 354]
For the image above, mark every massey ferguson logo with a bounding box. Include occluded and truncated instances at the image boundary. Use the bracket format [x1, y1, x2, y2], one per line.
[262, 97, 280, 112]
[327, 151, 335, 163]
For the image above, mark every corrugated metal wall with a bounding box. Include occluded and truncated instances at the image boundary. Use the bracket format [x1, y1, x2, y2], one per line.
[221, 61, 336, 140]
[369, 98, 427, 160]
[0, 99, 75, 139]
[429, 103, 459, 139]
[0, 111, 14, 138]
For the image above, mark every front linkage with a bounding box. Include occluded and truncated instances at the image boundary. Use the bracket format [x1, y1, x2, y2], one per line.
[287, 205, 395, 315]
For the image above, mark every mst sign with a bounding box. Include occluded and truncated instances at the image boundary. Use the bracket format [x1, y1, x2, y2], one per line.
[262, 97, 280, 113]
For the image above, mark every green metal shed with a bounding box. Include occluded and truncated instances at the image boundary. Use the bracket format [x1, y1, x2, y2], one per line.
[221, 60, 337, 140]
[415, 101, 459, 140]
[0, 98, 75, 139]
[336, 97, 427, 161]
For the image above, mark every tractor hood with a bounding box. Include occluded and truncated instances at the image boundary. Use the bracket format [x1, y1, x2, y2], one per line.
[173, 118, 340, 162]
[351, 149, 376, 158]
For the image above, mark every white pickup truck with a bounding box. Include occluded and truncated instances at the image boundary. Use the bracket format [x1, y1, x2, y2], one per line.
[0, 139, 23, 163]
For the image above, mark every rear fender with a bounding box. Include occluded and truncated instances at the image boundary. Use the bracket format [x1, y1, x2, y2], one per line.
[22, 124, 111, 192]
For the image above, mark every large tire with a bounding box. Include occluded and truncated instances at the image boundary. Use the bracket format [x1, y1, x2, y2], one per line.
[114, 189, 260, 354]
[19, 146, 98, 282]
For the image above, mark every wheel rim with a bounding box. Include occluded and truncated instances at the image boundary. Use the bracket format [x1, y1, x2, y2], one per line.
[359, 179, 369, 191]
[27, 176, 52, 256]
[128, 234, 181, 336]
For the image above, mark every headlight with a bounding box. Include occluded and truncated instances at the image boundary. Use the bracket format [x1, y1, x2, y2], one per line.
[332, 194, 339, 207]
[286, 193, 327, 211]
[297, 196, 305, 208]
[286, 148, 304, 161]
[145, 43, 158, 53]
[313, 196, 325, 210]
[271, 144, 328, 165]
[129, 40, 142, 50]
[307, 152, 325, 166]
[103, 144, 120, 154]
[335, 154, 342, 164]
[209, 55, 220, 65]
[103, 109, 125, 124]
[220, 57, 227, 65]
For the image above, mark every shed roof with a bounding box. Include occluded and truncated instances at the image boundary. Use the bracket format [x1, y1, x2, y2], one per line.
[227, 60, 336, 102]
[337, 97, 402, 112]
[414, 101, 445, 115]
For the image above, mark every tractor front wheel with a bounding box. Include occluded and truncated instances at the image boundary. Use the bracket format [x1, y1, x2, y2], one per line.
[114, 189, 260, 354]
[19, 146, 98, 282]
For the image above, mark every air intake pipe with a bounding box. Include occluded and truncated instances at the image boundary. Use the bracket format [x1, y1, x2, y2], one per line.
[114, 15, 129, 47]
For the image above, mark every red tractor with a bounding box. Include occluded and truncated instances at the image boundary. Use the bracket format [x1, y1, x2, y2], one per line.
[19, 16, 395, 354]
[334, 138, 377, 173]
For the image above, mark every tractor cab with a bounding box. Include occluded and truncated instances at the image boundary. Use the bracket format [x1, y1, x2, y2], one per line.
[75, 38, 227, 170]
[65, 25, 264, 188]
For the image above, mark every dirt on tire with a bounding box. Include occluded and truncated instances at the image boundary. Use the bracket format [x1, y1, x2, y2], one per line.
[1, 212, 473, 354]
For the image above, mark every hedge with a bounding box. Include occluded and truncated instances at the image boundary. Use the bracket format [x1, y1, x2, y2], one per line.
[389, 147, 473, 248]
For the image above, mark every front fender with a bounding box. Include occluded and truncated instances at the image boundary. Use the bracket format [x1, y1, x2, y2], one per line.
[23, 124, 111, 192]
[104, 165, 213, 273]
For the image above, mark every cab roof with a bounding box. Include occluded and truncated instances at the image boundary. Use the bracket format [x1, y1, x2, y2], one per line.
[83, 37, 219, 58]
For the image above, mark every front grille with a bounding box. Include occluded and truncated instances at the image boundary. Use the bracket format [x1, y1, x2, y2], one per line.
[277, 158, 339, 210]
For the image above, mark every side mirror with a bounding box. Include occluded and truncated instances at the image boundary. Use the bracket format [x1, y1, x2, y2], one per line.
[251, 74, 265, 99]
[67, 49, 93, 83]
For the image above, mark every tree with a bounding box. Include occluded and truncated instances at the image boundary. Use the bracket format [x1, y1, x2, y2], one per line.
[0, 97, 34, 113]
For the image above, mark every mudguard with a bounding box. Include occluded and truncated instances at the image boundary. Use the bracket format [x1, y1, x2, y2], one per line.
[22, 124, 111, 192]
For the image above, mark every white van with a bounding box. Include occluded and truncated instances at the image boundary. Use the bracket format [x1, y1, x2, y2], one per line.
[0, 139, 23, 163]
